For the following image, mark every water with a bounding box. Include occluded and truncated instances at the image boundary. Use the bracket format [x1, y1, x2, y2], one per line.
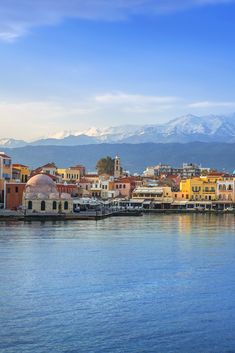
[1, 214, 235, 353]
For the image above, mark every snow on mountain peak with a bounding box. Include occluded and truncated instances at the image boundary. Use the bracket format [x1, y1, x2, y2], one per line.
[1, 113, 235, 147]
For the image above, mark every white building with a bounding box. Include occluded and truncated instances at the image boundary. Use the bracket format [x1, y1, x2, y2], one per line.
[23, 174, 73, 213]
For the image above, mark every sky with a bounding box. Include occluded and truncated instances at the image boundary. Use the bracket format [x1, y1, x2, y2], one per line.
[0, 0, 235, 140]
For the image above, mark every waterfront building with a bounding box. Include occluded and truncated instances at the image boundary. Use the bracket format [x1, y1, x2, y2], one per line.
[101, 179, 117, 199]
[23, 174, 73, 214]
[132, 186, 173, 208]
[178, 174, 222, 201]
[4, 182, 26, 210]
[12, 164, 30, 183]
[0, 152, 12, 181]
[216, 176, 235, 201]
[90, 179, 102, 198]
[115, 177, 140, 198]
[78, 178, 92, 197]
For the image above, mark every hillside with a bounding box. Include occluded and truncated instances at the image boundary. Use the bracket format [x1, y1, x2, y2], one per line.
[3, 142, 235, 173]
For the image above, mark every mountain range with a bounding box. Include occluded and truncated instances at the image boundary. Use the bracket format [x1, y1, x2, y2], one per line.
[3, 142, 235, 172]
[2, 113, 235, 148]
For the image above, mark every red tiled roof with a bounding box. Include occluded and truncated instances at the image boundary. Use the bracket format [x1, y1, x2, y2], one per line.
[12, 163, 29, 168]
[84, 174, 99, 177]
[41, 162, 57, 168]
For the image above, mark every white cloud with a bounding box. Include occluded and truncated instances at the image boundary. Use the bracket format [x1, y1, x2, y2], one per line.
[95, 92, 179, 104]
[0, 99, 96, 139]
[0, 0, 233, 41]
[94, 92, 180, 114]
[189, 101, 235, 108]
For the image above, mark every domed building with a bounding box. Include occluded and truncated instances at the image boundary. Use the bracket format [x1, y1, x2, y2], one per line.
[23, 173, 73, 213]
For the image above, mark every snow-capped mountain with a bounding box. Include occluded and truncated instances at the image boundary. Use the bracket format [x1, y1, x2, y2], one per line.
[2, 113, 235, 148]
[0, 138, 27, 149]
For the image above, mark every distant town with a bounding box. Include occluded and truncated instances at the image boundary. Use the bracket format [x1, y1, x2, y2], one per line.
[1, 151, 235, 218]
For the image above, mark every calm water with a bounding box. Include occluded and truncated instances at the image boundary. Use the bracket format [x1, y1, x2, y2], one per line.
[1, 214, 235, 353]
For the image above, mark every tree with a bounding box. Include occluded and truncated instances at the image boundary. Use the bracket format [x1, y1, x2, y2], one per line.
[96, 156, 115, 175]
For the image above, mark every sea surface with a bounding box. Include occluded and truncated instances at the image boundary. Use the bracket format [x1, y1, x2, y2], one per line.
[1, 214, 235, 353]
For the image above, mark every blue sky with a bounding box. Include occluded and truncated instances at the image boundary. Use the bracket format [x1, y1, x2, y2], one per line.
[0, 0, 235, 140]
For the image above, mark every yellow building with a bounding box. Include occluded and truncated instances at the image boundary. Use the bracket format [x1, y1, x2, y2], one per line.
[57, 166, 82, 183]
[0, 152, 12, 181]
[132, 186, 173, 202]
[12, 164, 30, 183]
[177, 174, 223, 201]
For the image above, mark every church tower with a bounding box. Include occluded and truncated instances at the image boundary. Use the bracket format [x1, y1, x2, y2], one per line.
[114, 155, 121, 179]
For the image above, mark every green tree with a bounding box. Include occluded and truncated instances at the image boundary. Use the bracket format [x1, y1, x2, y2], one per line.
[96, 156, 115, 175]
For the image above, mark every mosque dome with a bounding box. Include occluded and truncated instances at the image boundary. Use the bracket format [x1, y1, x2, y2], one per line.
[26, 174, 57, 195]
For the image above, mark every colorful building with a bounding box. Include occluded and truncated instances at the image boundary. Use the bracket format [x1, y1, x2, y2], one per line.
[4, 182, 26, 210]
[23, 174, 73, 214]
[0, 152, 12, 181]
[177, 174, 223, 201]
[12, 164, 30, 183]
[132, 186, 173, 207]
[216, 176, 235, 202]
[57, 165, 85, 183]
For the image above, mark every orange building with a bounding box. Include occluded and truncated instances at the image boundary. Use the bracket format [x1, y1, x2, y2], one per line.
[5, 182, 26, 210]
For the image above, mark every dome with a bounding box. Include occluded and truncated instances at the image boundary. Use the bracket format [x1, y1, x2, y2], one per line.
[49, 192, 60, 199]
[26, 174, 57, 195]
[60, 193, 71, 199]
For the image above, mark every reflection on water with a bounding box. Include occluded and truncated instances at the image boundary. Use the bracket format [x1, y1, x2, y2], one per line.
[0, 214, 235, 353]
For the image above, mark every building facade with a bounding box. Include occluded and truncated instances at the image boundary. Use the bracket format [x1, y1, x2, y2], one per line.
[23, 174, 73, 214]
[0, 152, 12, 181]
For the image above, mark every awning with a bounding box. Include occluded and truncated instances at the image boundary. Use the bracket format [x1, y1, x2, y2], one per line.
[172, 201, 188, 206]
[129, 199, 144, 204]
[143, 201, 151, 205]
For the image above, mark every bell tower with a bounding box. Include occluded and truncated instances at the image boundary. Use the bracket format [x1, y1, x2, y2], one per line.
[114, 155, 121, 179]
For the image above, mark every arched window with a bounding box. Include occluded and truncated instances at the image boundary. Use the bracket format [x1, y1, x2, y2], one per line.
[219, 184, 222, 190]
[28, 201, 32, 210]
[64, 201, 68, 210]
[41, 201, 46, 211]
[53, 201, 57, 210]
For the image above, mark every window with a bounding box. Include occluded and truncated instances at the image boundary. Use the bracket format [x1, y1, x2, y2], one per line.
[15, 187, 18, 193]
[3, 159, 11, 166]
[28, 201, 32, 210]
[64, 201, 68, 210]
[7, 187, 10, 194]
[41, 201, 46, 211]
[53, 201, 57, 210]
[123, 184, 126, 189]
